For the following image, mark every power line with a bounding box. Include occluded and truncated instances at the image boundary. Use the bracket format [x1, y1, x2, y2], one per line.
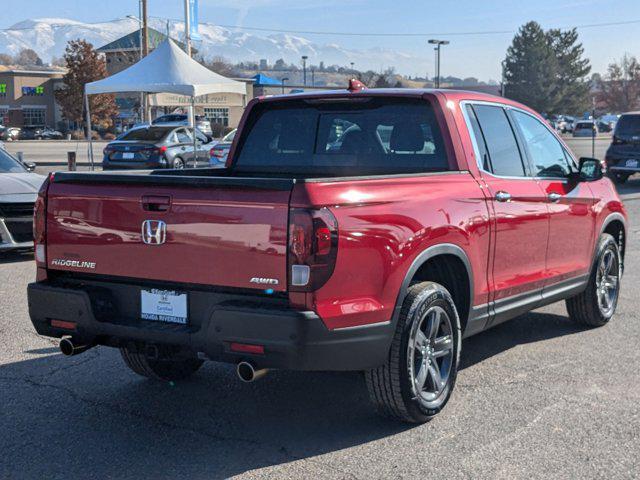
[2, 17, 640, 37]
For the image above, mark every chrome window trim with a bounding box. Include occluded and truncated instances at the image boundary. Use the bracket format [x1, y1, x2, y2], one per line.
[459, 99, 574, 182]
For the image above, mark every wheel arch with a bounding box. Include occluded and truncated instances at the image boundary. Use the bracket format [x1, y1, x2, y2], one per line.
[392, 244, 474, 333]
[600, 213, 626, 263]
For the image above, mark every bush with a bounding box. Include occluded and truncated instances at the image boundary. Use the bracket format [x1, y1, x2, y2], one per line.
[69, 130, 100, 140]
[102, 132, 116, 141]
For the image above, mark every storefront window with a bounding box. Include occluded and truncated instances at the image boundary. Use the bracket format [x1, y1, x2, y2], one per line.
[23, 108, 46, 127]
[204, 107, 229, 127]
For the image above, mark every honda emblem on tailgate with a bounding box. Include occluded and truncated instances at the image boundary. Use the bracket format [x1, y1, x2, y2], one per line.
[141, 220, 167, 245]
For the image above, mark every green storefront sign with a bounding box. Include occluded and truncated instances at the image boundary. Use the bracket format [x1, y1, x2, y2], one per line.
[0, 83, 6, 95]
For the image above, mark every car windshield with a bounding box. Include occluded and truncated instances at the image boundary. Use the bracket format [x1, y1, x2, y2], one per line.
[233, 97, 450, 176]
[154, 115, 185, 123]
[576, 122, 593, 129]
[615, 115, 640, 135]
[119, 127, 172, 141]
[0, 149, 26, 173]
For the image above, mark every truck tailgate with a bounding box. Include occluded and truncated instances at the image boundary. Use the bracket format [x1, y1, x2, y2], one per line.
[45, 173, 293, 292]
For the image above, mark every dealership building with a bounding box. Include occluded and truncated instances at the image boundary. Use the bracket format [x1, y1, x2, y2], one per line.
[0, 67, 65, 129]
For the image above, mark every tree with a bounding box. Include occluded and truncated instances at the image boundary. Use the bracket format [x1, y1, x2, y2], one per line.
[55, 40, 118, 130]
[547, 28, 591, 113]
[15, 48, 43, 66]
[0, 53, 13, 65]
[206, 56, 235, 77]
[597, 55, 640, 112]
[503, 21, 590, 114]
[503, 22, 561, 113]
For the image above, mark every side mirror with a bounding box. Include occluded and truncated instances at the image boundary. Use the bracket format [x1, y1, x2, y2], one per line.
[25, 162, 36, 172]
[577, 157, 604, 182]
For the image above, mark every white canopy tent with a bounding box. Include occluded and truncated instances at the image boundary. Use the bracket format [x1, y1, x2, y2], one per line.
[84, 39, 247, 168]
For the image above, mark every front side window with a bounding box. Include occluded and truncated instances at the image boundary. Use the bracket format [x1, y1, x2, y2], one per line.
[511, 110, 574, 178]
[234, 97, 450, 176]
[176, 128, 193, 143]
[471, 104, 526, 177]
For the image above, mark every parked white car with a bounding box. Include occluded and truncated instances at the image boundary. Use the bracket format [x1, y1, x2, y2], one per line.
[0, 149, 45, 252]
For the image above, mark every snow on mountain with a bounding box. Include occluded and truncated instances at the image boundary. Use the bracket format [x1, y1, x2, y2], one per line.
[0, 17, 419, 72]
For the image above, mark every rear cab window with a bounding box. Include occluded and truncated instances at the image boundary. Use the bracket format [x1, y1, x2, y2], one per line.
[232, 97, 453, 177]
[615, 115, 640, 136]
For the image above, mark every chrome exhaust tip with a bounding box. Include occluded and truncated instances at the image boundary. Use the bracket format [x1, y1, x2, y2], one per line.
[59, 338, 92, 356]
[236, 361, 268, 383]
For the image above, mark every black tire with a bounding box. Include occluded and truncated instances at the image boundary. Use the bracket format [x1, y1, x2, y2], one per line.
[172, 157, 185, 169]
[365, 281, 461, 423]
[609, 172, 629, 184]
[120, 343, 203, 381]
[566, 233, 621, 327]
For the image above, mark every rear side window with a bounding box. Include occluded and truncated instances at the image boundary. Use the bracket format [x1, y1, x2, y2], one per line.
[233, 98, 450, 176]
[615, 115, 640, 135]
[471, 105, 526, 177]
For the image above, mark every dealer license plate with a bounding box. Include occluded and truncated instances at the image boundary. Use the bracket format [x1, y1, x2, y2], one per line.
[625, 159, 638, 168]
[140, 289, 188, 324]
[123, 152, 135, 159]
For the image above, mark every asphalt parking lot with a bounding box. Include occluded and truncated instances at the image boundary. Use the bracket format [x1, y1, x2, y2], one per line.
[1, 140, 639, 479]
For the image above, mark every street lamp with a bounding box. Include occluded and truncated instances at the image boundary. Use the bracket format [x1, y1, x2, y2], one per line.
[428, 39, 449, 88]
[281, 77, 289, 94]
[350, 62, 355, 72]
[301, 55, 308, 86]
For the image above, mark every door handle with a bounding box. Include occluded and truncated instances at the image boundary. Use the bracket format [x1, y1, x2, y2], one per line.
[495, 191, 512, 202]
[548, 193, 562, 203]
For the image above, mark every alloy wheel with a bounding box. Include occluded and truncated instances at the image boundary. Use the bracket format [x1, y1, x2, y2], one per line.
[407, 305, 454, 409]
[596, 248, 619, 317]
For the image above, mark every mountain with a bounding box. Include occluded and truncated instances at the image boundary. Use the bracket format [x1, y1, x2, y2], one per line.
[0, 17, 420, 73]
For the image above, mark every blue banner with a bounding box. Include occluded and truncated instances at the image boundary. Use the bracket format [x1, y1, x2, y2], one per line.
[189, 0, 200, 41]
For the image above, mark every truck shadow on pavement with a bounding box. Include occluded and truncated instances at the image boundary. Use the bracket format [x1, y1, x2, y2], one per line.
[1, 310, 585, 479]
[0, 251, 34, 264]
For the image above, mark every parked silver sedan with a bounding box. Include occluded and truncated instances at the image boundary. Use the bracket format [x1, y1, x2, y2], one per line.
[0, 149, 45, 252]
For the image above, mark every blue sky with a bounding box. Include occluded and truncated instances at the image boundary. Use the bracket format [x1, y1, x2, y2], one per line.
[2, 0, 639, 80]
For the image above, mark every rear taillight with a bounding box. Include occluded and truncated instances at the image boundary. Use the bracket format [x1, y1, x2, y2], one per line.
[288, 207, 338, 291]
[155, 145, 167, 155]
[210, 147, 224, 158]
[33, 173, 52, 266]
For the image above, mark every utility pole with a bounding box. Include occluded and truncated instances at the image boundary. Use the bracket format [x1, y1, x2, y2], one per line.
[184, 0, 192, 56]
[142, 0, 149, 56]
[302, 55, 308, 86]
[141, 0, 149, 122]
[428, 39, 449, 88]
[311, 68, 315, 87]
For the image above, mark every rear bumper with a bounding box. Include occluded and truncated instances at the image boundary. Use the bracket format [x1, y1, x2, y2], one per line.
[27, 280, 392, 371]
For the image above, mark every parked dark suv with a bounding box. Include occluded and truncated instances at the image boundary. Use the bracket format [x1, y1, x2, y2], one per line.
[606, 112, 640, 183]
[103, 125, 213, 170]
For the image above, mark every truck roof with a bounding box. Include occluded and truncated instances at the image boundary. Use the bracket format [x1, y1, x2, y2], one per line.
[254, 87, 534, 114]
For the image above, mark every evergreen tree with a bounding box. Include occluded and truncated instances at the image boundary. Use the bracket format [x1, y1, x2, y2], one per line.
[548, 28, 591, 113]
[55, 40, 118, 130]
[503, 22, 560, 113]
[503, 22, 591, 114]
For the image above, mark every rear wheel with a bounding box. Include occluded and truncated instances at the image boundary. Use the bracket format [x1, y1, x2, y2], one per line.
[120, 343, 203, 381]
[172, 157, 185, 169]
[566, 233, 621, 327]
[365, 281, 461, 423]
[609, 172, 629, 184]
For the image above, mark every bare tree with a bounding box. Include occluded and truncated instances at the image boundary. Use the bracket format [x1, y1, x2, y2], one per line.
[597, 55, 640, 112]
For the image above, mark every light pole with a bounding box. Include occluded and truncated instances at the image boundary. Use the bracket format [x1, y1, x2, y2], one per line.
[350, 62, 355, 72]
[428, 39, 449, 88]
[302, 55, 308, 86]
[311, 68, 315, 87]
[281, 77, 289, 94]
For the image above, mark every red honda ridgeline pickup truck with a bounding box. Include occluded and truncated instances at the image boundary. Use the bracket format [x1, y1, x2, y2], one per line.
[28, 85, 626, 422]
